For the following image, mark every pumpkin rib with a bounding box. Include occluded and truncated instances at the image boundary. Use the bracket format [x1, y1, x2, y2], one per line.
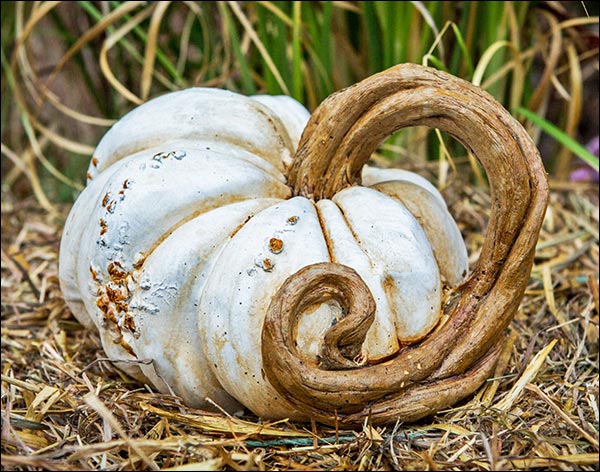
[129, 194, 287, 274]
[263, 63, 549, 425]
[332, 187, 442, 344]
[199, 197, 332, 420]
[81, 145, 290, 269]
[314, 200, 337, 264]
[371, 180, 469, 288]
[89, 89, 298, 177]
[361, 165, 447, 207]
[125, 199, 279, 412]
[315, 196, 401, 358]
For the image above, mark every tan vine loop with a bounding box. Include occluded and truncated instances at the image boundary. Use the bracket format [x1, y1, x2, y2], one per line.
[261, 63, 549, 426]
[262, 262, 377, 372]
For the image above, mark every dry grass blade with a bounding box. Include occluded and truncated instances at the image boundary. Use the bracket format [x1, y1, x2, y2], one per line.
[99, 7, 156, 106]
[30, 119, 95, 157]
[227, 0, 291, 95]
[3, 170, 596, 471]
[1, 143, 35, 187]
[480, 331, 518, 406]
[502, 453, 600, 468]
[411, 1, 443, 54]
[84, 393, 160, 470]
[422, 19, 452, 66]
[480, 47, 538, 92]
[526, 10, 563, 116]
[493, 339, 558, 412]
[524, 384, 599, 448]
[20, 121, 83, 192]
[140, 1, 172, 101]
[31, 89, 116, 128]
[140, 403, 310, 438]
[256, 1, 294, 27]
[0, 137, 55, 213]
[35, 1, 147, 107]
[175, 8, 196, 78]
[558, 16, 600, 30]
[10, 2, 61, 72]
[553, 42, 583, 179]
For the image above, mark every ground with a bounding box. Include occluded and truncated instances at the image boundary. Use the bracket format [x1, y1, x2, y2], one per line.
[1, 177, 598, 471]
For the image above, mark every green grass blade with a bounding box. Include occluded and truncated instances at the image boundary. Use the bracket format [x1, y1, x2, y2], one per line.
[517, 107, 599, 171]
[291, 1, 303, 102]
[219, 3, 256, 93]
[80, 1, 183, 85]
[422, 54, 448, 72]
[450, 22, 473, 77]
[362, 2, 382, 72]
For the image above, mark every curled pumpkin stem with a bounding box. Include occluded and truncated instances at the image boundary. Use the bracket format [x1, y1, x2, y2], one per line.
[262, 263, 376, 372]
[263, 63, 549, 426]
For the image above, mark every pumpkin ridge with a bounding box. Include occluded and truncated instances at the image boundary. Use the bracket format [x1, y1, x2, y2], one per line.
[314, 200, 336, 265]
[370, 180, 469, 288]
[326, 196, 364, 256]
[81, 147, 291, 275]
[128, 195, 286, 275]
[314, 197, 404, 361]
[89, 88, 298, 177]
[332, 187, 443, 343]
[123, 200, 279, 412]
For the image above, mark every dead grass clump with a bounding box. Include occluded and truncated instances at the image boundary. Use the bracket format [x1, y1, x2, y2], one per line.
[1, 177, 598, 471]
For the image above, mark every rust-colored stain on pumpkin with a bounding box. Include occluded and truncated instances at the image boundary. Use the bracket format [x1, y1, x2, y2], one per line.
[91, 157, 99, 167]
[96, 289, 110, 314]
[105, 306, 118, 324]
[93, 257, 140, 357]
[106, 283, 128, 311]
[133, 253, 148, 270]
[122, 313, 137, 332]
[229, 214, 253, 239]
[107, 261, 127, 281]
[262, 258, 274, 271]
[120, 337, 136, 356]
[269, 237, 283, 254]
[99, 218, 107, 235]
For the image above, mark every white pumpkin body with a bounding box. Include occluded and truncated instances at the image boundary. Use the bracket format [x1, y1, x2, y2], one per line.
[59, 88, 468, 419]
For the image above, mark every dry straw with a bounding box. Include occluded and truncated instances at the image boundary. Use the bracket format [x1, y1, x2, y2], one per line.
[1, 2, 598, 470]
[2, 176, 597, 470]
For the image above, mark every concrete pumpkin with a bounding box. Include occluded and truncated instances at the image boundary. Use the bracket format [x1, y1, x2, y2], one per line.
[59, 64, 548, 425]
